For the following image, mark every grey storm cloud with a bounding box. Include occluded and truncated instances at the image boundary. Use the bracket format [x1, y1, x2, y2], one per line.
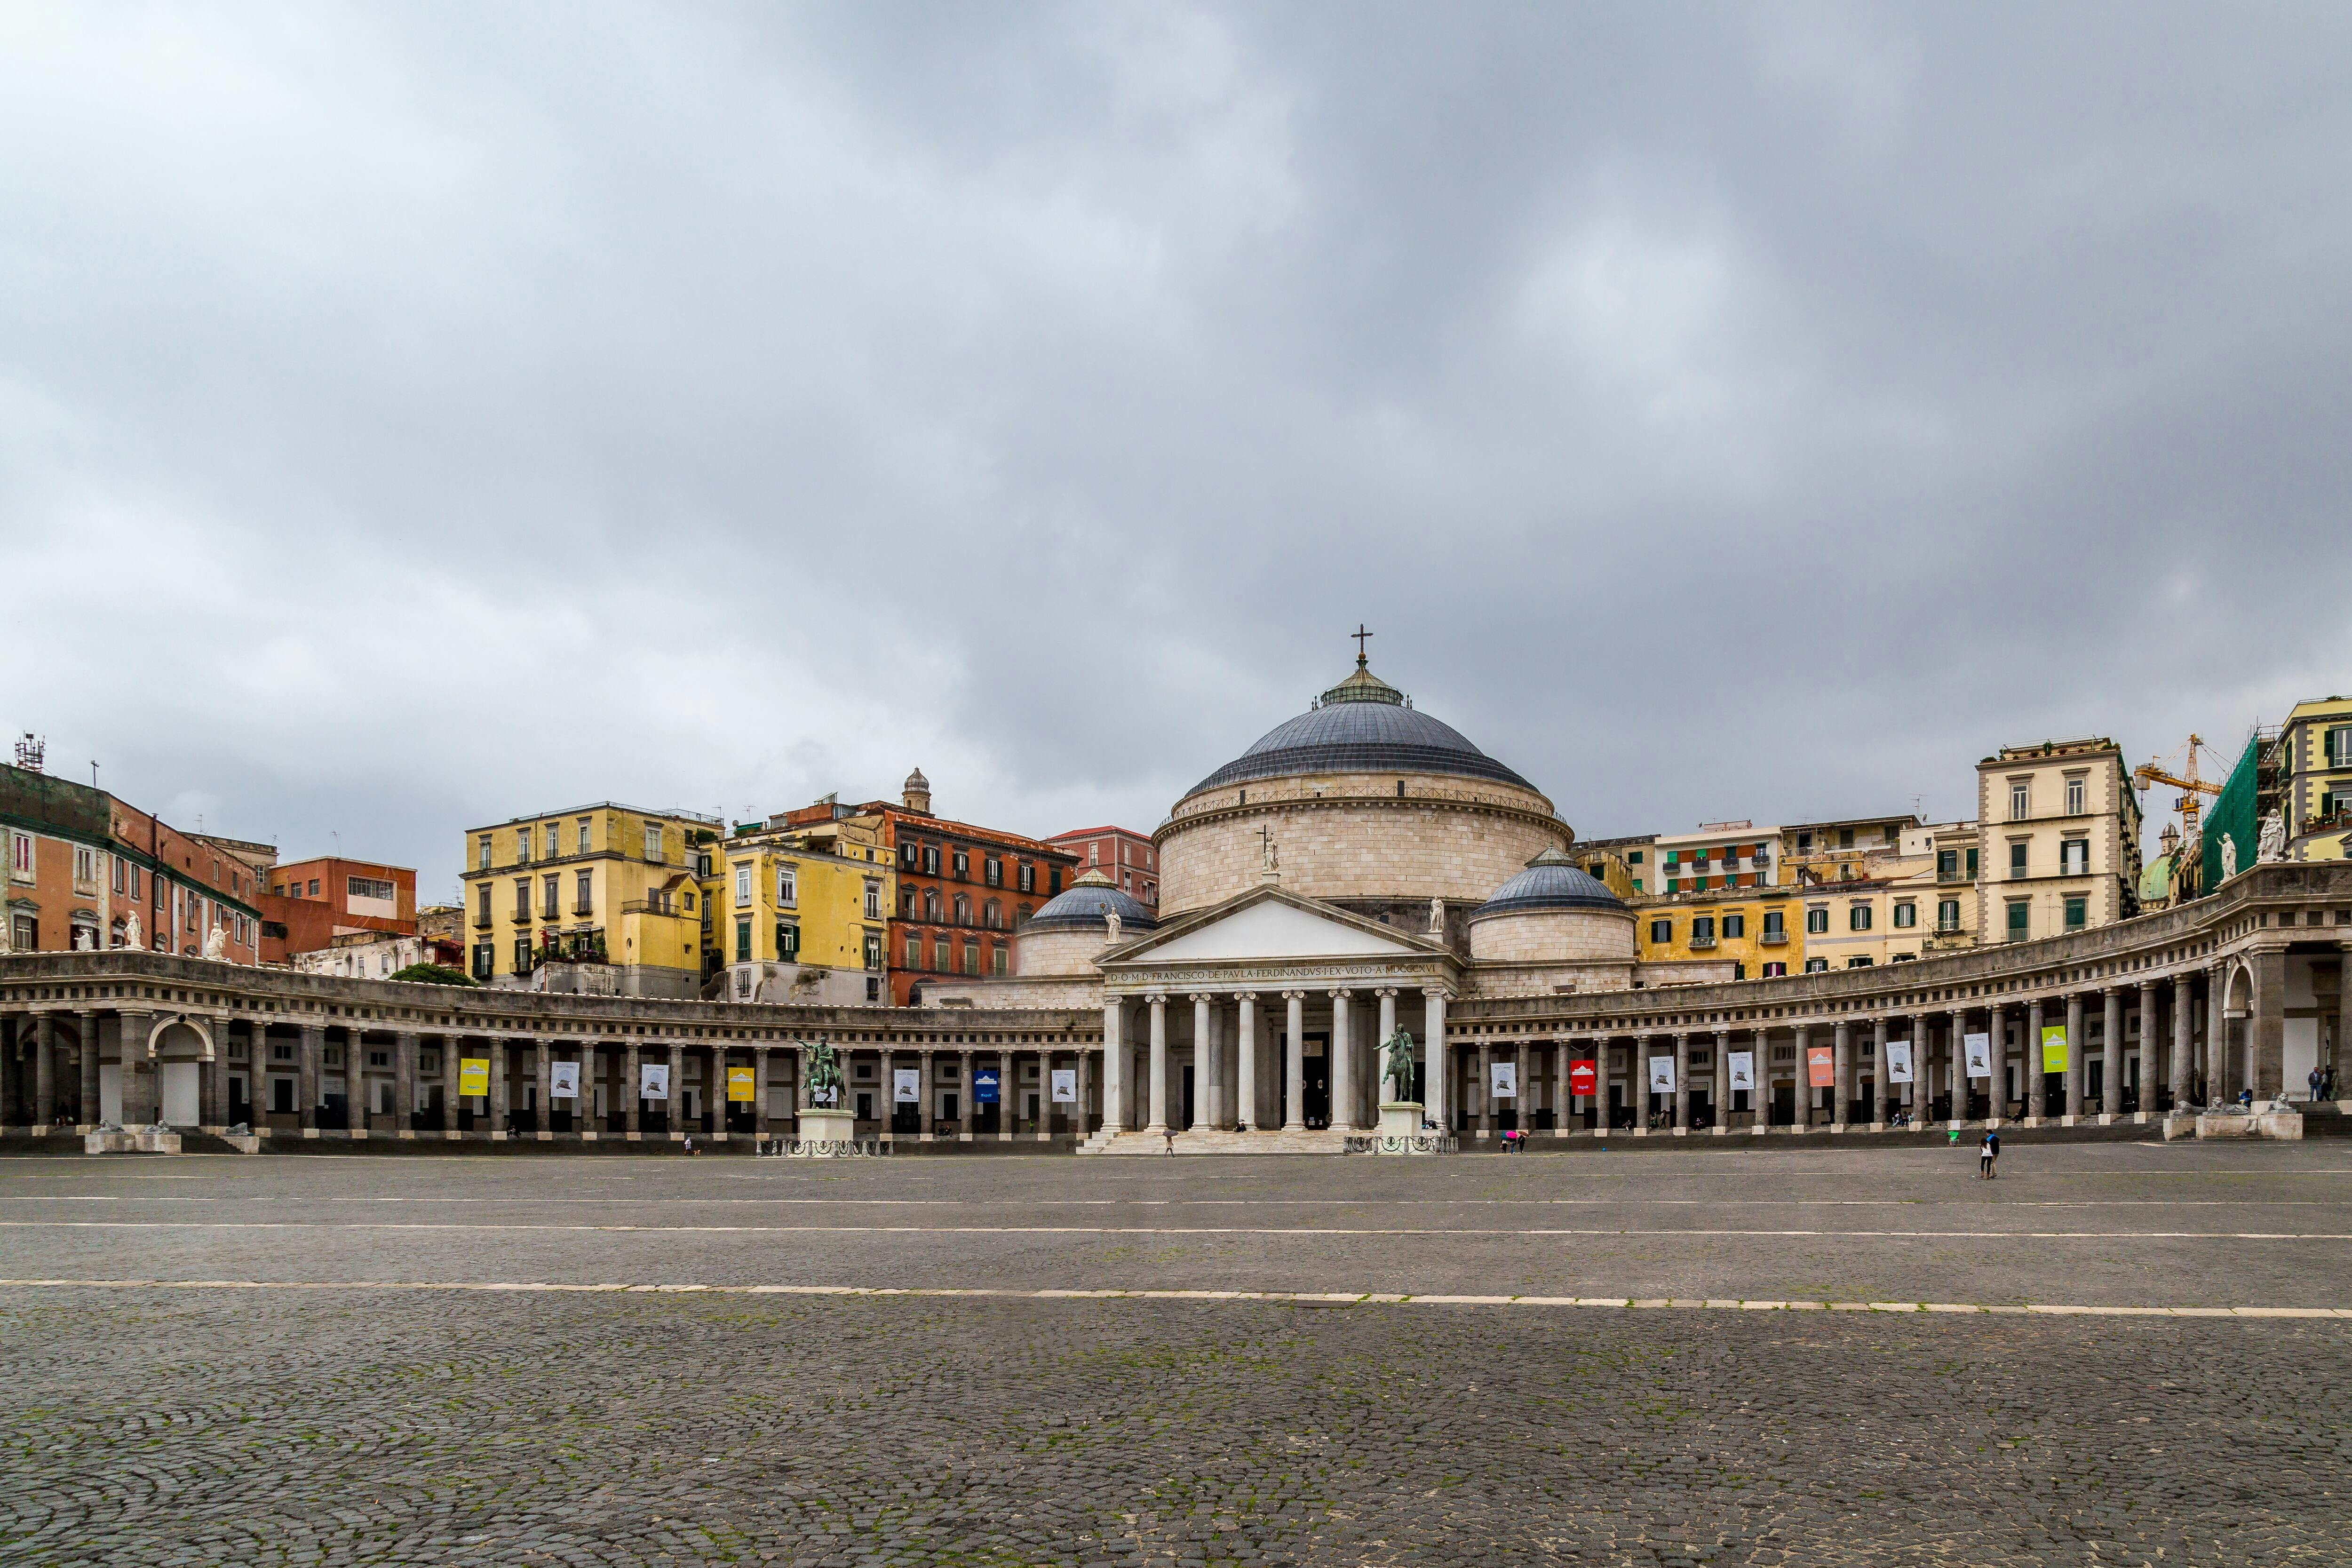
[3, 1, 2347, 898]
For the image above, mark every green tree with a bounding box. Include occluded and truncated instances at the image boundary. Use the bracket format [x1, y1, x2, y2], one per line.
[389, 963, 478, 987]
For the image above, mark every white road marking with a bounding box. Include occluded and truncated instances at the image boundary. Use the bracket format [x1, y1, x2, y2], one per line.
[0, 1276, 2339, 1319]
[3, 1219, 2347, 1240]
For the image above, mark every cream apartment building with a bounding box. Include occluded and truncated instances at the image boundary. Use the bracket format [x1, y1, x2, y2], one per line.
[1778, 814, 1974, 971]
[1975, 739, 2143, 944]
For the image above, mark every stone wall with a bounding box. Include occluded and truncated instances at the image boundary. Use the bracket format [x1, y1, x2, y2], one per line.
[1158, 772, 1567, 915]
[1016, 928, 1113, 978]
[921, 973, 1107, 1011]
[1465, 959, 1639, 998]
[1467, 908, 1636, 964]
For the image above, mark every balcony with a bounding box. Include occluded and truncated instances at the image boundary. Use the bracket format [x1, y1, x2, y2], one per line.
[1688, 934, 1717, 950]
[2304, 809, 2352, 836]
[573, 900, 595, 916]
[1758, 929, 1788, 945]
[622, 897, 682, 918]
[528, 928, 608, 968]
[473, 912, 493, 930]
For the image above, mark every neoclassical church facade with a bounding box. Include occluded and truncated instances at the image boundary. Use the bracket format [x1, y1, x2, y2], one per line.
[925, 654, 1730, 1144]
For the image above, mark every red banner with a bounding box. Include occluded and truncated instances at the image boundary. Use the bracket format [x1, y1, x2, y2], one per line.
[1806, 1045, 1835, 1088]
[1568, 1059, 1597, 1098]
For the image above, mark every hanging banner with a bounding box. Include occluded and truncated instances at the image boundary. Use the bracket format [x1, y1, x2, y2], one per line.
[1491, 1061, 1518, 1098]
[1648, 1055, 1676, 1094]
[1806, 1045, 1835, 1088]
[2041, 1025, 2070, 1073]
[893, 1067, 920, 1103]
[728, 1066, 755, 1103]
[1727, 1051, 1755, 1092]
[1885, 1040, 1914, 1084]
[1568, 1059, 1598, 1098]
[1051, 1068, 1077, 1103]
[1963, 1033, 1993, 1079]
[975, 1067, 1001, 1104]
[640, 1062, 670, 1100]
[457, 1058, 489, 1098]
[550, 1061, 580, 1098]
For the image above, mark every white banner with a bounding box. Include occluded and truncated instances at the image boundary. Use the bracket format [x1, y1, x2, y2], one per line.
[1885, 1040, 1914, 1084]
[1727, 1051, 1754, 1091]
[550, 1061, 580, 1098]
[1963, 1033, 1992, 1079]
[1051, 1067, 1077, 1103]
[1648, 1055, 1676, 1094]
[893, 1068, 920, 1103]
[640, 1063, 669, 1100]
[1491, 1061, 1518, 1098]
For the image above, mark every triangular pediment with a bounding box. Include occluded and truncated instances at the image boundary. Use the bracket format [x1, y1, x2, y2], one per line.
[1103, 884, 1445, 967]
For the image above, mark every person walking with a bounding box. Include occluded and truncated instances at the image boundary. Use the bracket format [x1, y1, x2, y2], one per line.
[2310, 1067, 2324, 1103]
[1979, 1128, 1999, 1180]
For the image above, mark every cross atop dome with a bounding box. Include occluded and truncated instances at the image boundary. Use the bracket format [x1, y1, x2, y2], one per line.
[1321, 628, 1404, 707]
[1351, 623, 1374, 667]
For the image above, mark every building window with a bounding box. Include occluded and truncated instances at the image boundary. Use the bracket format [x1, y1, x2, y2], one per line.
[545, 823, 561, 860]
[735, 918, 753, 962]
[863, 931, 882, 970]
[923, 889, 939, 920]
[1692, 916, 1716, 942]
[1850, 905, 1873, 931]
[1665, 878, 1680, 895]
[985, 857, 1001, 886]
[777, 922, 800, 959]
[952, 851, 969, 880]
[1938, 898, 1961, 932]
[734, 864, 752, 905]
[2061, 839, 2089, 876]
[904, 933, 921, 968]
[2065, 896, 2088, 931]
[863, 880, 881, 920]
[513, 877, 530, 919]
[1722, 914, 1746, 939]
[1018, 862, 1035, 892]
[984, 899, 1001, 929]
[2065, 776, 2085, 816]
[1804, 958, 1828, 973]
[933, 935, 950, 971]
[578, 820, 592, 854]
[2010, 783, 2030, 821]
[1049, 869, 1063, 895]
[575, 870, 593, 915]
[1893, 901, 1916, 929]
[1761, 910, 1783, 939]
[1937, 849, 1958, 878]
[961, 941, 978, 976]
[472, 943, 493, 980]
[513, 936, 532, 972]
[922, 846, 940, 876]
[541, 874, 558, 919]
[778, 867, 797, 908]
[349, 875, 395, 902]
[1088, 843, 1099, 865]
[2010, 842, 2028, 877]
[307, 878, 320, 897]
[1649, 919, 1672, 943]
[478, 835, 493, 871]
[953, 893, 971, 924]
[2327, 725, 2352, 768]
[2007, 901, 2029, 940]
[72, 845, 96, 886]
[1847, 956, 1874, 968]
[1805, 907, 1828, 934]
[1763, 962, 1787, 978]
[992, 943, 1008, 976]
[1627, 850, 1644, 865]
[476, 885, 492, 925]
[515, 828, 532, 863]
[644, 824, 664, 862]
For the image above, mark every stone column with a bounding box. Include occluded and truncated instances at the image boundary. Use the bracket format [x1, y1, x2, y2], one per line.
[957, 1049, 974, 1137]
[1986, 1004, 2007, 1118]
[1422, 989, 1449, 1133]
[116, 1013, 153, 1127]
[2063, 993, 2085, 1119]
[2249, 948, 2288, 1099]
[752, 1046, 770, 1137]
[665, 1043, 683, 1137]
[1947, 1009, 1968, 1122]
[2101, 989, 2124, 1118]
[2208, 962, 2230, 1102]
[1908, 1013, 1929, 1116]
[1475, 1035, 1494, 1139]
[1000, 1047, 1019, 1139]
[1146, 993, 1169, 1134]
[1191, 994, 1213, 1132]
[1790, 1025, 1809, 1127]
[1664, 1032, 1685, 1130]
[1282, 991, 1307, 1132]
[395, 1032, 418, 1136]
[530, 1041, 549, 1137]
[79, 1016, 101, 1130]
[490, 1039, 514, 1135]
[2171, 975, 2195, 1109]
[342, 1031, 363, 1132]
[1207, 1000, 1228, 1130]
[1234, 994, 1258, 1130]
[918, 1049, 935, 1138]
[2135, 981, 2158, 1113]
[623, 1042, 642, 1134]
[1329, 990, 1356, 1132]
[1869, 1016, 1888, 1125]
[442, 1035, 461, 1133]
[2026, 1000, 2048, 1119]
[2334, 946, 2350, 1100]
[1102, 1000, 1127, 1133]
[1077, 1046, 1093, 1136]
[1831, 1021, 1852, 1130]
[32, 1015, 56, 1128]
[1711, 1028, 1731, 1128]
[298, 1024, 323, 1131]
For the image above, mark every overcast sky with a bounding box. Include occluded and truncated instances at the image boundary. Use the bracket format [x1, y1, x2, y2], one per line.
[6, 3, 2348, 901]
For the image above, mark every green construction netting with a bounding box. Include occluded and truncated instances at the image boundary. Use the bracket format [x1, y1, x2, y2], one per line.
[2202, 734, 2260, 890]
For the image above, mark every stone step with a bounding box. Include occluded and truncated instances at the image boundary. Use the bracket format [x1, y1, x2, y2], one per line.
[1089, 1129, 1353, 1156]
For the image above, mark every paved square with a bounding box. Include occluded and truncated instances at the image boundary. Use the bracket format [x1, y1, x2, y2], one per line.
[3, 1141, 2349, 1564]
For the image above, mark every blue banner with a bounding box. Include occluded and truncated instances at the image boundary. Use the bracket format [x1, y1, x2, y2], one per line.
[974, 1068, 1000, 1104]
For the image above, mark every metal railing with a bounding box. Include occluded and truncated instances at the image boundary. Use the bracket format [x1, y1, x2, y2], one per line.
[621, 898, 681, 918]
[1758, 930, 1788, 945]
[1687, 934, 1717, 949]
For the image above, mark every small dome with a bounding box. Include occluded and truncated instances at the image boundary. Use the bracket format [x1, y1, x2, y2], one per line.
[904, 766, 930, 791]
[1184, 656, 1534, 796]
[1025, 869, 1160, 934]
[1470, 849, 1626, 918]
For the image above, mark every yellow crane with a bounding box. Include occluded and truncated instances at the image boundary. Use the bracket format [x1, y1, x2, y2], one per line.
[2133, 734, 2225, 841]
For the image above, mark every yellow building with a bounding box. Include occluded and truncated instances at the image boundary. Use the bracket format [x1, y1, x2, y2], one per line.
[460, 803, 723, 999]
[1572, 835, 1653, 899]
[2278, 695, 2352, 862]
[711, 820, 893, 1005]
[1780, 813, 1983, 970]
[1632, 885, 1803, 978]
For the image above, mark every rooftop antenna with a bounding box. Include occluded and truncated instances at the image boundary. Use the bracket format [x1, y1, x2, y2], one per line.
[91, 761, 100, 791]
[14, 733, 43, 772]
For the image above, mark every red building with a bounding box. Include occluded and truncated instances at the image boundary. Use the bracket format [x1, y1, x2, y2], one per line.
[779, 769, 1079, 1005]
[0, 756, 262, 962]
[258, 857, 418, 964]
[1045, 825, 1160, 913]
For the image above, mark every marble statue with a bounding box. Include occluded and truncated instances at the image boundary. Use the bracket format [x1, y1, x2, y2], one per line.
[203, 924, 227, 962]
[2258, 808, 2286, 864]
[1104, 909, 1123, 947]
[0, 918, 10, 956]
[2220, 832, 2239, 880]
[1427, 897, 1445, 935]
[124, 912, 141, 951]
[73, 927, 93, 951]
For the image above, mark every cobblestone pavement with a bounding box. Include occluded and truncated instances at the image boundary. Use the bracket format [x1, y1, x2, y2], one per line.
[1, 1143, 2349, 1564]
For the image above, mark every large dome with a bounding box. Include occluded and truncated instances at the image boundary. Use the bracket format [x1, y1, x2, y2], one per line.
[1186, 658, 1534, 796]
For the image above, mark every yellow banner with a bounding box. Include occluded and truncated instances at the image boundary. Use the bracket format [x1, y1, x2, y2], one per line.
[727, 1066, 755, 1103]
[2040, 1026, 2069, 1074]
[458, 1058, 489, 1097]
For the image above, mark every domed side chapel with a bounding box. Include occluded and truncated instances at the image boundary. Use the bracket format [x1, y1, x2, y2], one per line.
[922, 638, 1731, 1145]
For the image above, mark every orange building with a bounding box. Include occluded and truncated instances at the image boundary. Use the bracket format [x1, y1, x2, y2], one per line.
[258, 857, 419, 964]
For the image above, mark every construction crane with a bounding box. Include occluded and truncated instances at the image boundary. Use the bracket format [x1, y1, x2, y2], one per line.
[2133, 734, 2225, 842]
